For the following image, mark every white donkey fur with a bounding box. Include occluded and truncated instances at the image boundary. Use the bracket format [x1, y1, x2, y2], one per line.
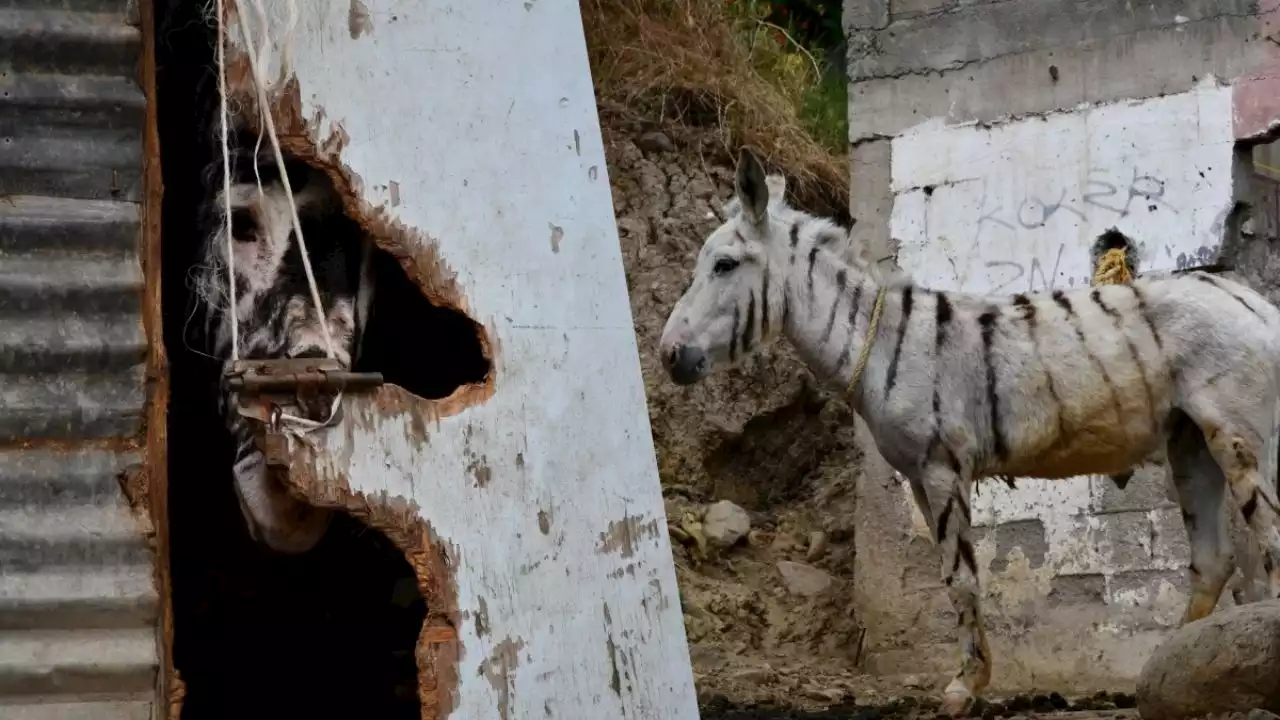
[659, 148, 1280, 715]
[194, 134, 374, 554]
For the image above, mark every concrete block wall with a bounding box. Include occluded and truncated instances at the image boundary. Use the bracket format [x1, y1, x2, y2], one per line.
[846, 0, 1280, 695]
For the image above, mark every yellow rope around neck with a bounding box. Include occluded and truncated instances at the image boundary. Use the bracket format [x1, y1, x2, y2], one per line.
[1092, 247, 1133, 286]
[848, 286, 887, 397]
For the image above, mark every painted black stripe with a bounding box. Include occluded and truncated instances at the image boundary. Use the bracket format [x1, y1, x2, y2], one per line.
[935, 292, 952, 351]
[730, 302, 741, 363]
[760, 267, 771, 338]
[822, 269, 847, 343]
[1061, 290, 1124, 426]
[945, 445, 961, 474]
[936, 496, 953, 544]
[1093, 288, 1158, 433]
[957, 537, 978, 576]
[933, 292, 952, 445]
[1052, 290, 1071, 314]
[834, 281, 864, 374]
[743, 291, 757, 354]
[1021, 295, 1064, 439]
[1011, 292, 1033, 319]
[978, 309, 1006, 460]
[885, 287, 914, 397]
[781, 280, 791, 329]
[1197, 272, 1263, 318]
[1129, 284, 1161, 350]
[807, 246, 819, 303]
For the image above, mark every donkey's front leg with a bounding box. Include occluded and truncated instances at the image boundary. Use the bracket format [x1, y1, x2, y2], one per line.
[912, 461, 990, 716]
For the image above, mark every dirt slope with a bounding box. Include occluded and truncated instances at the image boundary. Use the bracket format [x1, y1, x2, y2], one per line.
[603, 117, 871, 705]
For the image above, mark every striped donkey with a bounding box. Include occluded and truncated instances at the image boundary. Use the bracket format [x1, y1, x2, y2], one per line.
[659, 147, 1280, 715]
[191, 128, 375, 554]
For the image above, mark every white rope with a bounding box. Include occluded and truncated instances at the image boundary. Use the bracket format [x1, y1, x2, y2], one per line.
[216, 0, 238, 360]
[225, 0, 337, 360]
[216, 0, 343, 435]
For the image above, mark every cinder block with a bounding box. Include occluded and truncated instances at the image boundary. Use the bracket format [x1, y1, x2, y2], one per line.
[848, 14, 1264, 141]
[1091, 464, 1177, 515]
[1108, 569, 1187, 627]
[855, 0, 1252, 81]
[1053, 510, 1154, 574]
[989, 519, 1047, 573]
[891, 0, 953, 21]
[1048, 574, 1106, 606]
[1092, 511, 1153, 571]
[844, 0, 888, 30]
[1150, 507, 1191, 566]
[849, 138, 894, 255]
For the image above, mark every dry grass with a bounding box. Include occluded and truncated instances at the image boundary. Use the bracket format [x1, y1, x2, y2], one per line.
[581, 0, 849, 209]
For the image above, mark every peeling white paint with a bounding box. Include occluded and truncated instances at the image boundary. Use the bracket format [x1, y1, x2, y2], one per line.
[227, 1, 698, 717]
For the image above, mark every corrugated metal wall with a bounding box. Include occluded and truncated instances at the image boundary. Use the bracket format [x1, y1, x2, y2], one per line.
[0, 0, 159, 717]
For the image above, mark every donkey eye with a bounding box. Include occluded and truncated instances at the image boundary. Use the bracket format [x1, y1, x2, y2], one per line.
[712, 257, 740, 275]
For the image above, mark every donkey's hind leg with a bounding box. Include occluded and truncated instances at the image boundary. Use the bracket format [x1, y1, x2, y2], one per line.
[1166, 411, 1235, 623]
[909, 459, 989, 717]
[1182, 395, 1280, 599]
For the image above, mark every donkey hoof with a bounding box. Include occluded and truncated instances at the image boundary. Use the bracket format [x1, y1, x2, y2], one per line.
[940, 687, 973, 718]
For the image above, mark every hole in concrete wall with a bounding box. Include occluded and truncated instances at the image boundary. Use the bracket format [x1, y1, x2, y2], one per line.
[156, 2, 468, 717]
[353, 249, 490, 399]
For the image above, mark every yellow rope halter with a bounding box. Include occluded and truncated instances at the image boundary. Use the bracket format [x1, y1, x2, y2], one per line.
[1092, 247, 1133, 286]
[848, 286, 887, 397]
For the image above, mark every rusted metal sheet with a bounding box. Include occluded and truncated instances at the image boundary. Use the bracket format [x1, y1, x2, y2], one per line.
[223, 0, 698, 717]
[0, 0, 159, 716]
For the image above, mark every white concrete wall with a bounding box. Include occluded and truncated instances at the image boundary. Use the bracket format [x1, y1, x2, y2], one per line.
[225, 1, 698, 717]
[891, 78, 1236, 294]
[882, 78, 1240, 691]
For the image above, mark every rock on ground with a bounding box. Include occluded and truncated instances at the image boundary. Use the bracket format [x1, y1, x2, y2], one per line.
[704, 500, 752, 548]
[777, 561, 834, 597]
[1137, 600, 1280, 719]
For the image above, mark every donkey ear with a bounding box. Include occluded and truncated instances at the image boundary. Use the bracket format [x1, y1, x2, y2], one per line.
[735, 147, 769, 226]
[765, 173, 787, 207]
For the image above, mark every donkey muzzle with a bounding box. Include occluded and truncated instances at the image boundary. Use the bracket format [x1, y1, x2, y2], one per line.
[664, 343, 707, 386]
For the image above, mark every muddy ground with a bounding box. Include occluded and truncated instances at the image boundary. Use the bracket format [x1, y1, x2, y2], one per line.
[605, 116, 875, 703]
[698, 691, 1140, 719]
